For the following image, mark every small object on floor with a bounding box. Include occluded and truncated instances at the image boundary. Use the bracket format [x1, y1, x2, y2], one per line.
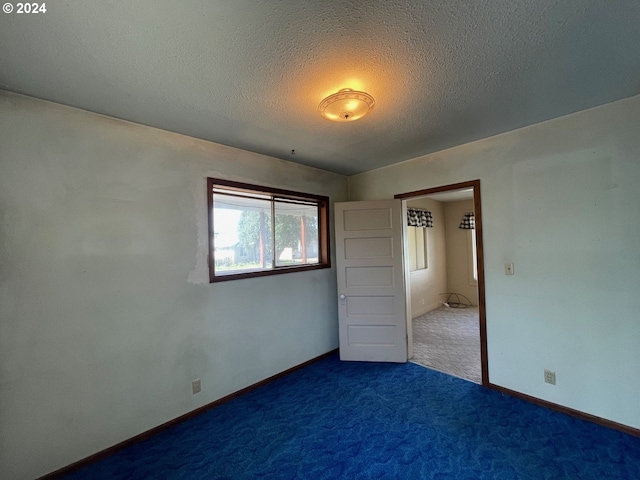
[439, 292, 472, 308]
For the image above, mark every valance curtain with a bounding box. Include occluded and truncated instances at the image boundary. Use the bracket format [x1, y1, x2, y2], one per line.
[459, 212, 475, 229]
[407, 207, 433, 228]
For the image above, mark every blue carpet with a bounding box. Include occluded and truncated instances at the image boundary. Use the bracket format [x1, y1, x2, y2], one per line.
[63, 355, 640, 479]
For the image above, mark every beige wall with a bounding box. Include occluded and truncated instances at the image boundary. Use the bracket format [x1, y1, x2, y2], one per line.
[444, 200, 478, 306]
[349, 95, 640, 431]
[406, 198, 447, 317]
[0, 92, 348, 479]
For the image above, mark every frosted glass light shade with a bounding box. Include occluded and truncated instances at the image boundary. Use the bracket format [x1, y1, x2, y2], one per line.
[318, 89, 375, 122]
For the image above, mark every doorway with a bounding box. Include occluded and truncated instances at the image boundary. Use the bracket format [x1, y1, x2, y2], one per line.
[395, 180, 488, 386]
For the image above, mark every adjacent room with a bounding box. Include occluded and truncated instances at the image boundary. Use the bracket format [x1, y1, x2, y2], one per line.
[1, 1, 640, 478]
[405, 188, 482, 384]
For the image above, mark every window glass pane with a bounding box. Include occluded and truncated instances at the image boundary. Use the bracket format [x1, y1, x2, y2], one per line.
[409, 226, 428, 271]
[213, 193, 273, 274]
[416, 227, 427, 269]
[408, 226, 418, 271]
[274, 201, 319, 267]
[470, 229, 478, 281]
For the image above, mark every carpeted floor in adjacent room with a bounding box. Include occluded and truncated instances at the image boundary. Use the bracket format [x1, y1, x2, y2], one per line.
[411, 305, 481, 384]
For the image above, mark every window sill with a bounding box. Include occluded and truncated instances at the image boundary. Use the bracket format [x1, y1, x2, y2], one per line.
[211, 262, 331, 282]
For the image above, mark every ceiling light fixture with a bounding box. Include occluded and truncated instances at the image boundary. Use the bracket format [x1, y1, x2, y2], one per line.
[318, 88, 375, 122]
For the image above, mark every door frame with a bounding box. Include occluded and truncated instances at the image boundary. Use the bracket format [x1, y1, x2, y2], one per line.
[395, 179, 489, 387]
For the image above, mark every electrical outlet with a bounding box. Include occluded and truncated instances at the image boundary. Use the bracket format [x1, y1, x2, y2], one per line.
[192, 379, 201, 394]
[504, 262, 514, 275]
[544, 369, 556, 385]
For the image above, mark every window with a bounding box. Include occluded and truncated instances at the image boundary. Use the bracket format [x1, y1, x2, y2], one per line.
[408, 226, 428, 271]
[467, 229, 478, 284]
[207, 178, 330, 282]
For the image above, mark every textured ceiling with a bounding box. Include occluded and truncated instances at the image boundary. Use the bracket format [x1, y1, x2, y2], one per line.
[1, 1, 639, 175]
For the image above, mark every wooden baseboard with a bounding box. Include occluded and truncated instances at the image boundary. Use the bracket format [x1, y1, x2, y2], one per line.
[39, 349, 339, 479]
[488, 383, 640, 438]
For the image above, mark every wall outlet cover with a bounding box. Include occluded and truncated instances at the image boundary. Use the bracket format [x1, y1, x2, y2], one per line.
[192, 379, 201, 394]
[544, 369, 556, 385]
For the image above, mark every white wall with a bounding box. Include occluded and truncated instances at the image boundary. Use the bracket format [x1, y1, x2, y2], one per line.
[444, 200, 478, 306]
[406, 198, 447, 316]
[349, 95, 640, 430]
[0, 92, 348, 479]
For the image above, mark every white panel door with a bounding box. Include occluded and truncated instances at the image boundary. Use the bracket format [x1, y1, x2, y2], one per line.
[335, 200, 408, 363]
